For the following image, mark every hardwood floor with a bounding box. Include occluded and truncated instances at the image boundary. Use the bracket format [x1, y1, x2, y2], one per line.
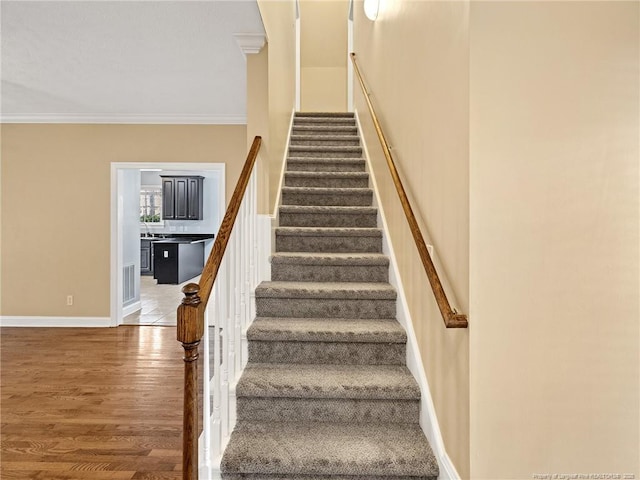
[1, 326, 186, 479]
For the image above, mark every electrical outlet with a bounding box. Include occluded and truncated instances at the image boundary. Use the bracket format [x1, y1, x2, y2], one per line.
[66, 295, 73, 306]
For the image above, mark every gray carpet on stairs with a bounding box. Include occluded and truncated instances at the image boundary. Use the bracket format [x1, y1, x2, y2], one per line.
[220, 112, 438, 480]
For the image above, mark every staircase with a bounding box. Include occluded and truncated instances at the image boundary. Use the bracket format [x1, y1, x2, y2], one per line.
[220, 112, 439, 479]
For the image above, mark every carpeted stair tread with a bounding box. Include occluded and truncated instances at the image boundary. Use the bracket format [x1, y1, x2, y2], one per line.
[290, 134, 360, 141]
[281, 187, 373, 207]
[287, 159, 366, 165]
[220, 421, 438, 478]
[271, 252, 388, 266]
[248, 317, 405, 343]
[278, 206, 378, 228]
[282, 186, 372, 195]
[279, 205, 376, 215]
[290, 136, 360, 147]
[293, 118, 357, 126]
[284, 172, 369, 188]
[289, 145, 362, 154]
[270, 252, 389, 283]
[255, 281, 396, 300]
[286, 158, 366, 172]
[276, 227, 382, 237]
[285, 172, 369, 180]
[237, 363, 419, 400]
[275, 228, 383, 254]
[292, 124, 358, 134]
[295, 112, 355, 117]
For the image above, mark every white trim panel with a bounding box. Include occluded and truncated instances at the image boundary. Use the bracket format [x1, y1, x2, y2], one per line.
[111, 162, 226, 328]
[347, 4, 354, 112]
[122, 301, 142, 318]
[355, 112, 461, 480]
[0, 316, 112, 328]
[295, 14, 301, 111]
[271, 109, 296, 216]
[1, 114, 247, 125]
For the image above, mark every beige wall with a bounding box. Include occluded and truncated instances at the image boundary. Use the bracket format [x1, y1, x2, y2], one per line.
[1, 124, 247, 318]
[301, 67, 347, 112]
[258, 0, 297, 211]
[469, 2, 639, 478]
[353, 0, 471, 477]
[300, 0, 348, 112]
[247, 45, 271, 214]
[355, 0, 638, 477]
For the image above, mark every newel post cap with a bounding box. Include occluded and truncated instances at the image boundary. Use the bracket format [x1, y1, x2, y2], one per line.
[177, 283, 204, 344]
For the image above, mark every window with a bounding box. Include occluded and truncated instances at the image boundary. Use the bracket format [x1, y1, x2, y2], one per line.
[140, 186, 163, 223]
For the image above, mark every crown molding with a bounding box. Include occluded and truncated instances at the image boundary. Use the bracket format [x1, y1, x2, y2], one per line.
[0, 113, 247, 125]
[233, 33, 266, 56]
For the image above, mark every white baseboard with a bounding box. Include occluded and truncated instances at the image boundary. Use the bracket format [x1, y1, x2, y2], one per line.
[355, 112, 461, 480]
[122, 301, 142, 318]
[0, 316, 113, 328]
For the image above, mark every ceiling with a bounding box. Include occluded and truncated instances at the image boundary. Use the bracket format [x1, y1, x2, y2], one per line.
[0, 0, 266, 124]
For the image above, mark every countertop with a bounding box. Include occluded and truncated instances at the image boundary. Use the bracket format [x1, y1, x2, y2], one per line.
[141, 234, 214, 245]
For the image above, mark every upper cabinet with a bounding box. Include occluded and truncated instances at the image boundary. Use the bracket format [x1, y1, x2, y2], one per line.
[161, 175, 204, 220]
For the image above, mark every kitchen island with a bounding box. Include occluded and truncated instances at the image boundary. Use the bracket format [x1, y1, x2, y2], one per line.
[152, 235, 213, 284]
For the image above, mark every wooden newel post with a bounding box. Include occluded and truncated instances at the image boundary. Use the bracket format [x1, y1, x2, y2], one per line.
[177, 282, 204, 480]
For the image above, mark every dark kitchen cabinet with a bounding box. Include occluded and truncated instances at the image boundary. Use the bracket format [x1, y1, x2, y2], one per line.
[140, 239, 154, 275]
[161, 175, 204, 220]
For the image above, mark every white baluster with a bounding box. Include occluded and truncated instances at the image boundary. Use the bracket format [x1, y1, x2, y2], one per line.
[234, 220, 243, 377]
[228, 230, 237, 406]
[239, 200, 247, 343]
[221, 234, 232, 443]
[220, 253, 236, 437]
[243, 179, 253, 366]
[249, 171, 258, 323]
[202, 303, 212, 473]
[211, 278, 221, 462]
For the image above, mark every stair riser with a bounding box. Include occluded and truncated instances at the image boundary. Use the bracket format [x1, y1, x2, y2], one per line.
[256, 297, 396, 319]
[292, 127, 358, 135]
[286, 160, 366, 172]
[282, 191, 372, 207]
[276, 234, 382, 253]
[271, 263, 388, 283]
[224, 475, 435, 480]
[290, 138, 360, 147]
[248, 340, 405, 365]
[284, 176, 369, 188]
[236, 397, 419, 424]
[289, 148, 362, 158]
[279, 211, 378, 228]
[293, 119, 356, 126]
[295, 113, 355, 117]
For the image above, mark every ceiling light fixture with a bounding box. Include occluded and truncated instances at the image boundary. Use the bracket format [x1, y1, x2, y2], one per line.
[364, 0, 379, 21]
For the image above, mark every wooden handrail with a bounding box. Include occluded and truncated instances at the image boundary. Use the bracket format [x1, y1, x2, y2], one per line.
[350, 53, 467, 329]
[176, 136, 262, 480]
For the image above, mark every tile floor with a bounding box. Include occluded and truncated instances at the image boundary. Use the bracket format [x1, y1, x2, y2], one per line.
[123, 275, 201, 326]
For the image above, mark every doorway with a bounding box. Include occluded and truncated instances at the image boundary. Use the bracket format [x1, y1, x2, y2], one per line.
[110, 162, 225, 327]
